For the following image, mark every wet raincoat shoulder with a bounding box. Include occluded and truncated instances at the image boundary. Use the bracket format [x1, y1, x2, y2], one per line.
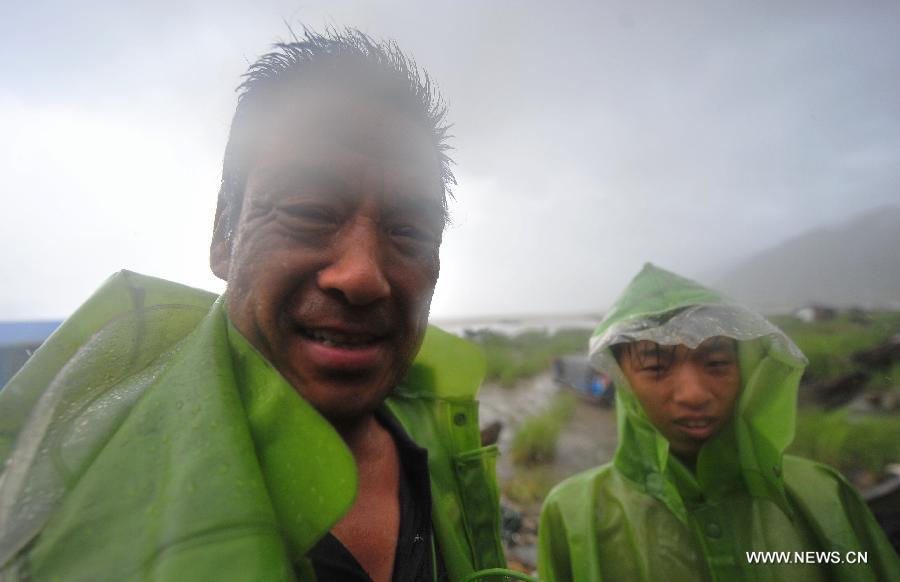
[537, 264, 899, 582]
[0, 271, 506, 581]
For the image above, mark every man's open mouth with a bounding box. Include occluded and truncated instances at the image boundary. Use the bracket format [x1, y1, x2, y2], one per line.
[297, 327, 383, 349]
[674, 418, 714, 428]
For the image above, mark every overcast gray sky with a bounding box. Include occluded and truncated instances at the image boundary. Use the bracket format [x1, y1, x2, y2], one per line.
[1, 0, 898, 320]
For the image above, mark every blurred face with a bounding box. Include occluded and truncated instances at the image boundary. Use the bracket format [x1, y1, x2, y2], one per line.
[212, 85, 444, 423]
[617, 337, 741, 459]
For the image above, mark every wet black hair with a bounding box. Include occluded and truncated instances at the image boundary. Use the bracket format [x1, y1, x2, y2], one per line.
[216, 25, 455, 239]
[611, 337, 738, 380]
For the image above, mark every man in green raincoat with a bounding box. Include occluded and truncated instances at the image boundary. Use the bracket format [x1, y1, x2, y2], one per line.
[538, 264, 899, 581]
[0, 28, 514, 581]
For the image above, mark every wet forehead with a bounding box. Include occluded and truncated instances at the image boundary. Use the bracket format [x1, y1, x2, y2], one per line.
[246, 85, 443, 209]
[255, 84, 439, 167]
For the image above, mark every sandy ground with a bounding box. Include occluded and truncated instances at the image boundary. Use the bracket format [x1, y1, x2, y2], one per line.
[553, 392, 619, 478]
[479, 372, 618, 484]
[478, 373, 619, 571]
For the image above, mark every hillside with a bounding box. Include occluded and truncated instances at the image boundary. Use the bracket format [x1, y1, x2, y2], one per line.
[715, 205, 900, 311]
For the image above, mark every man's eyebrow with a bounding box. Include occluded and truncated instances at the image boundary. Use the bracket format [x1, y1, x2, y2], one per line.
[383, 192, 444, 222]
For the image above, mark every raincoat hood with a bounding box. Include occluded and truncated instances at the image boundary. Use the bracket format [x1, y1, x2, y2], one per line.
[589, 263, 808, 521]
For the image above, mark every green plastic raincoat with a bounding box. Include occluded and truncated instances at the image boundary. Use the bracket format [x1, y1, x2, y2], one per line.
[0, 271, 508, 581]
[538, 264, 900, 581]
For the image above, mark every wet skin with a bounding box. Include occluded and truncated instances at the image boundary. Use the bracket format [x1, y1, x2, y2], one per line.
[618, 337, 741, 462]
[210, 85, 444, 424]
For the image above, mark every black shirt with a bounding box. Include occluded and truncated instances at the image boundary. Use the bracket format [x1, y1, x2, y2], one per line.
[306, 408, 443, 581]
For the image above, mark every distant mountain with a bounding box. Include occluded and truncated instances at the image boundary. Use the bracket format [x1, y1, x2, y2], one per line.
[715, 205, 900, 312]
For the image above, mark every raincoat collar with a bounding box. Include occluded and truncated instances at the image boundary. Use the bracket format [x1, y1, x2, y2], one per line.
[224, 310, 489, 565]
[226, 315, 358, 562]
[592, 264, 807, 522]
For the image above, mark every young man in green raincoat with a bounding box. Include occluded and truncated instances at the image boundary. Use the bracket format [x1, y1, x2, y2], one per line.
[0, 28, 515, 582]
[538, 264, 899, 581]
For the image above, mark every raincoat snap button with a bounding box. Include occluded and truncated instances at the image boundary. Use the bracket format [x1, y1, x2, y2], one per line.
[705, 522, 722, 538]
[453, 412, 467, 426]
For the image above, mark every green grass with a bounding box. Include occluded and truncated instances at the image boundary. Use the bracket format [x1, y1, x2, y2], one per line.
[509, 392, 578, 466]
[789, 408, 900, 476]
[476, 328, 592, 387]
[769, 311, 900, 383]
[502, 466, 559, 505]
[889, 361, 900, 387]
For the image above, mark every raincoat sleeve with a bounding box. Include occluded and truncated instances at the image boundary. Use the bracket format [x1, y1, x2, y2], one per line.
[840, 486, 900, 581]
[538, 496, 577, 582]
[785, 457, 900, 581]
[538, 473, 605, 582]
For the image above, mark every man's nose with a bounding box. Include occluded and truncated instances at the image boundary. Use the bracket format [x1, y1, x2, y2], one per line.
[671, 365, 712, 409]
[317, 222, 390, 305]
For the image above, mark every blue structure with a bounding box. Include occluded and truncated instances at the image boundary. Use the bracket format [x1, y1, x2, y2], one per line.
[552, 355, 615, 406]
[0, 320, 63, 388]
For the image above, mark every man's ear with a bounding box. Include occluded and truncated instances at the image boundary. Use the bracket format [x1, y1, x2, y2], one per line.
[210, 199, 234, 281]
